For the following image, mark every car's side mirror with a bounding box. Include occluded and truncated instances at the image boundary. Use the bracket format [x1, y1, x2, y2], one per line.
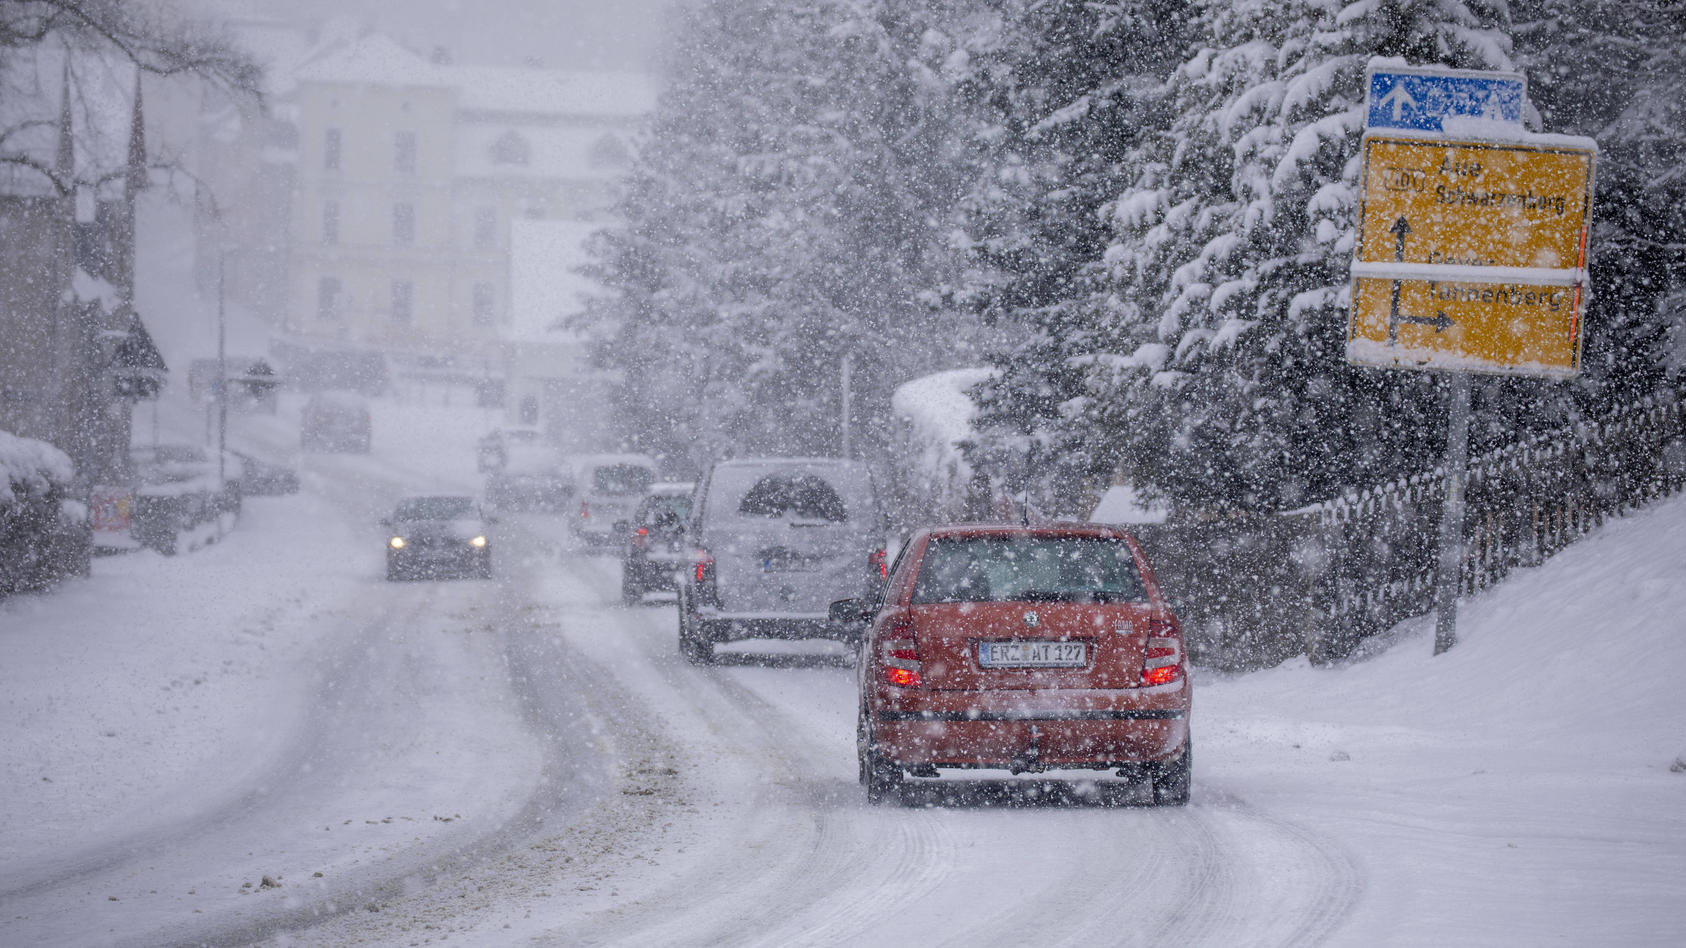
[829, 598, 871, 626]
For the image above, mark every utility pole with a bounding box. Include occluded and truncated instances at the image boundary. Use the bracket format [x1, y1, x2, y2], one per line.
[840, 351, 853, 459]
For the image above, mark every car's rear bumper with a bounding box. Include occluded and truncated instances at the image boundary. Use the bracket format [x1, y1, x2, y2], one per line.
[692, 608, 853, 642]
[871, 683, 1189, 768]
[625, 556, 684, 589]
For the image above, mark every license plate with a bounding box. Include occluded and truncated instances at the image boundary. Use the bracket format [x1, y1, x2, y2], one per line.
[978, 640, 1087, 668]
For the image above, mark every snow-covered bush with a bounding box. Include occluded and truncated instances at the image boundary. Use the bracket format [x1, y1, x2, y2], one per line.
[1, 430, 88, 598]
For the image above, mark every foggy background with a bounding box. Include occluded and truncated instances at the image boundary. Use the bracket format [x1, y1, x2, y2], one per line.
[191, 0, 670, 70]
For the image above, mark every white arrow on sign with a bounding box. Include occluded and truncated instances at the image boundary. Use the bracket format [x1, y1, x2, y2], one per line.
[1379, 83, 1418, 123]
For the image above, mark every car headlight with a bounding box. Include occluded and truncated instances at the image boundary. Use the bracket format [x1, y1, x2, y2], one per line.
[470, 535, 487, 548]
[389, 536, 406, 549]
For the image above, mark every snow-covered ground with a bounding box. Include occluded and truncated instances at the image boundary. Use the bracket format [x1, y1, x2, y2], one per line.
[3, 395, 1684, 946]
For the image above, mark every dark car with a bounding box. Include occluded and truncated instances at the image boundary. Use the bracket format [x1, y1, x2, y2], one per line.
[620, 481, 695, 604]
[677, 458, 886, 663]
[383, 495, 494, 581]
[301, 391, 371, 453]
[837, 523, 1192, 806]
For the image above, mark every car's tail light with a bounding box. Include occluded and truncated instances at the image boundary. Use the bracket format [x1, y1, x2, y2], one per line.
[880, 613, 921, 688]
[692, 548, 719, 606]
[1141, 617, 1185, 686]
[869, 548, 888, 579]
[632, 526, 649, 551]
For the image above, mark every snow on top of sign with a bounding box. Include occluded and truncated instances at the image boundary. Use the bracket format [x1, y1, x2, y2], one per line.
[1350, 261, 1590, 286]
[1372, 124, 1599, 151]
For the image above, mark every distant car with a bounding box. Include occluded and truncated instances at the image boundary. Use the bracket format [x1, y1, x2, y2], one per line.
[232, 452, 299, 496]
[384, 495, 494, 581]
[838, 523, 1191, 806]
[301, 391, 371, 453]
[570, 453, 657, 549]
[619, 481, 695, 604]
[677, 457, 886, 663]
[482, 428, 573, 511]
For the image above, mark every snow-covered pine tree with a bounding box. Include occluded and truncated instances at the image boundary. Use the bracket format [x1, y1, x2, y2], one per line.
[1091, 0, 1517, 513]
[580, 0, 977, 470]
[951, 0, 1191, 516]
[1514, 0, 1686, 402]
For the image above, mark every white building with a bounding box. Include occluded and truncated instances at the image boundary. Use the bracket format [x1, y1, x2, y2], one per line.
[278, 31, 652, 431]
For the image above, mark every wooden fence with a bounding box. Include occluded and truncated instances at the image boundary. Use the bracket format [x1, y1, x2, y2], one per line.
[1133, 386, 1686, 671]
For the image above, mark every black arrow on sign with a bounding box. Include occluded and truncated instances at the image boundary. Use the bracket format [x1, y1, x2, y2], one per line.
[1399, 310, 1455, 333]
[1387, 217, 1411, 346]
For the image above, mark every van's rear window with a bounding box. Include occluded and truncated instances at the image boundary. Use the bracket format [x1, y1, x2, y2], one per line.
[737, 473, 847, 522]
[911, 536, 1148, 604]
[592, 465, 655, 496]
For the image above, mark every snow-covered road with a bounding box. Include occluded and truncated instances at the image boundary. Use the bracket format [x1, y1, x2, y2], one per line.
[4, 396, 1683, 946]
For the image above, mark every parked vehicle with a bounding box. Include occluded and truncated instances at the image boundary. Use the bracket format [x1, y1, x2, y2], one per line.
[619, 481, 695, 604]
[300, 391, 371, 453]
[128, 443, 242, 555]
[678, 457, 886, 663]
[836, 523, 1191, 806]
[383, 495, 494, 581]
[482, 428, 572, 511]
[570, 453, 657, 549]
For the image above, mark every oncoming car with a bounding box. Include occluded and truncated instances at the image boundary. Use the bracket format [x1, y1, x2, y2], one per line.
[836, 523, 1191, 806]
[383, 495, 494, 581]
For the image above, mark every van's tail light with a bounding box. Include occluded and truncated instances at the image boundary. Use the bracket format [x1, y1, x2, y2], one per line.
[632, 526, 649, 551]
[578, 500, 590, 521]
[869, 548, 888, 579]
[692, 548, 719, 607]
[1141, 617, 1185, 686]
[880, 613, 921, 688]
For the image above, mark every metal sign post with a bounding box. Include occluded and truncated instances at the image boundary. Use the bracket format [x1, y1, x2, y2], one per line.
[1433, 372, 1470, 654]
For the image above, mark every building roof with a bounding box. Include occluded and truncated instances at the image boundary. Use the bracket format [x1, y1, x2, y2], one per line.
[292, 32, 656, 119]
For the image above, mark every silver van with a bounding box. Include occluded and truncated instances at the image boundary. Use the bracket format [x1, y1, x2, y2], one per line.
[678, 457, 887, 663]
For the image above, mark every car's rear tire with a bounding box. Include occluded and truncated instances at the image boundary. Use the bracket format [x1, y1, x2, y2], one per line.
[678, 594, 715, 664]
[1150, 737, 1192, 806]
[858, 708, 902, 805]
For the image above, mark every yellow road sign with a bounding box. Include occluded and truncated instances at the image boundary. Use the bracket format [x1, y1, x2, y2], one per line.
[1347, 274, 1583, 378]
[1357, 136, 1595, 270]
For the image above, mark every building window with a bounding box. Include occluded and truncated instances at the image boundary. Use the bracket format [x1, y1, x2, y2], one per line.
[472, 282, 495, 325]
[490, 130, 530, 166]
[393, 203, 415, 247]
[474, 206, 497, 249]
[394, 130, 416, 174]
[324, 128, 342, 171]
[317, 276, 342, 321]
[322, 200, 340, 245]
[391, 279, 413, 324]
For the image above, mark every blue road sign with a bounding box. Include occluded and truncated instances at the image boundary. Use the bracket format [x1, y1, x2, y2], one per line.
[1366, 67, 1525, 133]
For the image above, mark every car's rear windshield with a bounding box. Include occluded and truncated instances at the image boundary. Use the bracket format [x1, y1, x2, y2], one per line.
[910, 536, 1149, 604]
[394, 496, 475, 521]
[641, 494, 692, 525]
[591, 464, 655, 496]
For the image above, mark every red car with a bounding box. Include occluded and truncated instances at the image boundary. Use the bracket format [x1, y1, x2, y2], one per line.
[836, 523, 1191, 805]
